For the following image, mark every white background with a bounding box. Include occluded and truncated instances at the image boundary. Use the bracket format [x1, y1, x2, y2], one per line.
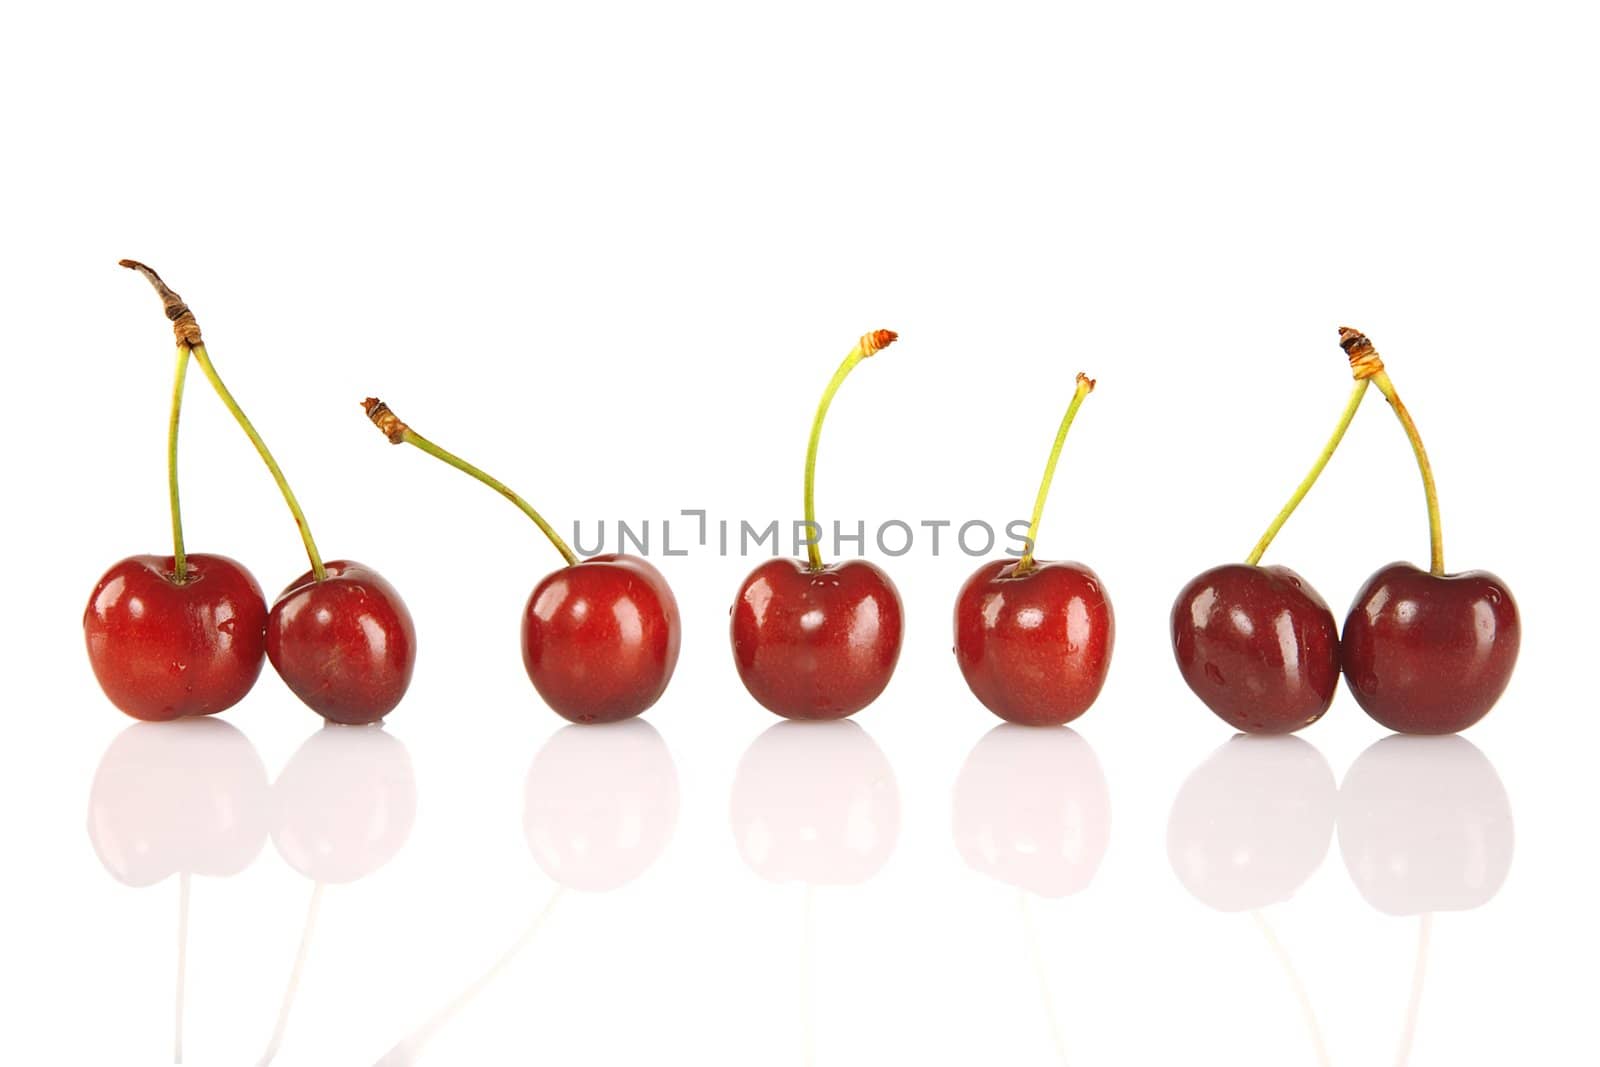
[2, 2, 1596, 1064]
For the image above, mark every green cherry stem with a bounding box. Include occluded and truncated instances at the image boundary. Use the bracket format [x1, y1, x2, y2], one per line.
[803, 329, 898, 571]
[121, 259, 328, 582]
[1244, 377, 1369, 566]
[1342, 326, 1445, 576]
[1016, 372, 1096, 575]
[190, 343, 327, 581]
[362, 398, 579, 565]
[167, 344, 192, 583]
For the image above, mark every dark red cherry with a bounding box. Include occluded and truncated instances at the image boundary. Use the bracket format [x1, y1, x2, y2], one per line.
[1341, 562, 1519, 734]
[1171, 563, 1340, 734]
[84, 554, 268, 721]
[522, 554, 681, 724]
[954, 559, 1114, 726]
[266, 560, 416, 725]
[730, 557, 904, 720]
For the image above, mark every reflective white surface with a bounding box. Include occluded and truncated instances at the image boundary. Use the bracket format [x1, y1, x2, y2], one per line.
[6, 0, 1599, 1062]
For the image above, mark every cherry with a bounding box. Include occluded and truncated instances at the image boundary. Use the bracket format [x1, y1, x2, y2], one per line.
[364, 398, 680, 723]
[954, 373, 1113, 725]
[951, 724, 1110, 897]
[731, 330, 905, 719]
[266, 561, 417, 725]
[121, 261, 416, 724]
[1171, 563, 1340, 734]
[1171, 340, 1374, 733]
[86, 555, 268, 721]
[1335, 329, 1521, 733]
[85, 291, 268, 720]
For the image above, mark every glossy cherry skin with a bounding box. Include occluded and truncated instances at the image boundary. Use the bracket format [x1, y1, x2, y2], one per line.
[84, 554, 268, 721]
[730, 557, 904, 720]
[954, 558, 1114, 726]
[266, 560, 416, 725]
[1171, 563, 1340, 734]
[1341, 562, 1519, 734]
[522, 554, 681, 724]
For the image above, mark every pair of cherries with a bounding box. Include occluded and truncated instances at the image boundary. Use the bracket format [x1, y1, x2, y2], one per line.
[1172, 329, 1520, 735]
[734, 339, 1114, 726]
[85, 263, 416, 726]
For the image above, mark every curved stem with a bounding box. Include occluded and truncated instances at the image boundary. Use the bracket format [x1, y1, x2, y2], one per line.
[1371, 370, 1445, 576]
[1245, 379, 1369, 566]
[190, 344, 326, 582]
[803, 330, 897, 571]
[167, 346, 191, 584]
[362, 399, 578, 566]
[1017, 373, 1095, 574]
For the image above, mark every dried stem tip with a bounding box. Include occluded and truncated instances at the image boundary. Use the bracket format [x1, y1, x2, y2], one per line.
[860, 329, 897, 357]
[362, 397, 408, 444]
[1075, 371, 1097, 392]
[119, 259, 204, 347]
[1339, 326, 1385, 380]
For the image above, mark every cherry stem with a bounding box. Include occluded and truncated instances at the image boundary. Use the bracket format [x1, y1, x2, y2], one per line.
[362, 398, 579, 566]
[120, 260, 326, 582]
[190, 344, 327, 582]
[1245, 378, 1369, 566]
[1371, 369, 1445, 577]
[167, 345, 191, 584]
[803, 330, 897, 571]
[1016, 373, 1096, 575]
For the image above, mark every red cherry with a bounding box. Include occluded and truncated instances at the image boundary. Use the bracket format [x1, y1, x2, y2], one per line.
[1171, 563, 1340, 734]
[84, 554, 268, 721]
[522, 554, 682, 724]
[1341, 563, 1519, 734]
[731, 557, 904, 720]
[363, 397, 684, 723]
[729, 330, 905, 720]
[955, 559, 1114, 726]
[954, 372, 1111, 726]
[267, 561, 416, 725]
